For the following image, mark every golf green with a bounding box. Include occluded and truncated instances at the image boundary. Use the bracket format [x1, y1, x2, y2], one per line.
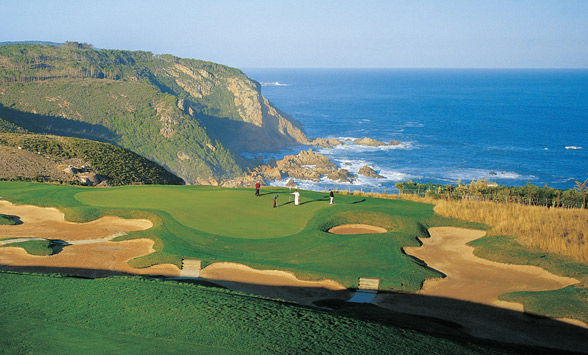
[75, 185, 331, 239]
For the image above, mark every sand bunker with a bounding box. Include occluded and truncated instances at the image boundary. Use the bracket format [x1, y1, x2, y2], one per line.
[200, 262, 350, 305]
[328, 224, 387, 235]
[0, 200, 178, 278]
[0, 238, 180, 278]
[403, 227, 579, 310]
[372, 227, 588, 351]
[0, 200, 152, 241]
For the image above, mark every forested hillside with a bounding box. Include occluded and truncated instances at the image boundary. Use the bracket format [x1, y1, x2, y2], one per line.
[0, 42, 309, 184]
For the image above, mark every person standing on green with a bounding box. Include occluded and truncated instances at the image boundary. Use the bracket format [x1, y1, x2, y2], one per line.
[329, 190, 334, 204]
[273, 194, 278, 208]
[291, 190, 300, 205]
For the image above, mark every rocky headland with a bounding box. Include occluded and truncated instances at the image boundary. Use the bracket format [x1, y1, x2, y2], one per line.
[222, 139, 390, 188]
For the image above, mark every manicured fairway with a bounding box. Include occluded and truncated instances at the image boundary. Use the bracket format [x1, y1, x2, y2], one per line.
[0, 181, 478, 290]
[0, 272, 523, 355]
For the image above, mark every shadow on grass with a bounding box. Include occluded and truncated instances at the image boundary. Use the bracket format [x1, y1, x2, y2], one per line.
[1, 265, 587, 354]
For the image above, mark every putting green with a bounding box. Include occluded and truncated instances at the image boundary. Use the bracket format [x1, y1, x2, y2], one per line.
[75, 185, 330, 239]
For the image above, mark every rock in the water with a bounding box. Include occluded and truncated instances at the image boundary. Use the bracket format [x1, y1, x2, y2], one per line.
[221, 149, 340, 185]
[358, 165, 385, 179]
[276, 149, 338, 181]
[327, 169, 356, 183]
[311, 137, 343, 148]
[353, 137, 388, 147]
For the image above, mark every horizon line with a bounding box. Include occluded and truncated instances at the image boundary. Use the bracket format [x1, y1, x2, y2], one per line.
[241, 66, 588, 70]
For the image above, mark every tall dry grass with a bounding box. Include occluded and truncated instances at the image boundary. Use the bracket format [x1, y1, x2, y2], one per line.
[434, 200, 588, 263]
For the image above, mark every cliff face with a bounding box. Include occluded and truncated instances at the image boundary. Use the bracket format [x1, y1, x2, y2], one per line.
[161, 60, 309, 153]
[0, 43, 309, 184]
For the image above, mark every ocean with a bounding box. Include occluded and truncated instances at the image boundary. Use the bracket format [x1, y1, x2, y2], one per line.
[243, 69, 588, 192]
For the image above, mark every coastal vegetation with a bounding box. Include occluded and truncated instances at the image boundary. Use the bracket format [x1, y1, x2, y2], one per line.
[0, 42, 309, 184]
[395, 180, 587, 209]
[0, 132, 183, 186]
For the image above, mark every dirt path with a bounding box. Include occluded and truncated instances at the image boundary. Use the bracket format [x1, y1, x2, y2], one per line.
[200, 262, 350, 306]
[404, 227, 578, 309]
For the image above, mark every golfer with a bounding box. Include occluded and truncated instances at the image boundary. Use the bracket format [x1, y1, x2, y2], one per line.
[273, 194, 278, 208]
[291, 190, 300, 206]
[255, 182, 261, 197]
[329, 190, 334, 204]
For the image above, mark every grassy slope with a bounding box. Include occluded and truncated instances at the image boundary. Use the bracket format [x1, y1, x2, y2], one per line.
[0, 132, 184, 185]
[0, 272, 526, 355]
[0, 181, 479, 291]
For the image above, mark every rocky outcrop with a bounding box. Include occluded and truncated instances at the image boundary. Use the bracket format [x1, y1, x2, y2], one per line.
[353, 137, 387, 147]
[352, 137, 403, 147]
[310, 137, 343, 148]
[276, 149, 338, 181]
[221, 149, 338, 187]
[358, 165, 385, 179]
[327, 169, 356, 183]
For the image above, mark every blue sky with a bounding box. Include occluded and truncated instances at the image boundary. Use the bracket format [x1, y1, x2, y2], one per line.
[1, 0, 587, 69]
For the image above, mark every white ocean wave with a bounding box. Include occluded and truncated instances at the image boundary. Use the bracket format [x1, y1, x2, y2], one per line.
[377, 169, 415, 182]
[441, 168, 537, 182]
[319, 137, 414, 153]
[260, 81, 289, 87]
[565, 146, 583, 150]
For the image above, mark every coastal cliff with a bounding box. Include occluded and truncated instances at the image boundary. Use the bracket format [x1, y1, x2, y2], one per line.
[0, 42, 309, 184]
